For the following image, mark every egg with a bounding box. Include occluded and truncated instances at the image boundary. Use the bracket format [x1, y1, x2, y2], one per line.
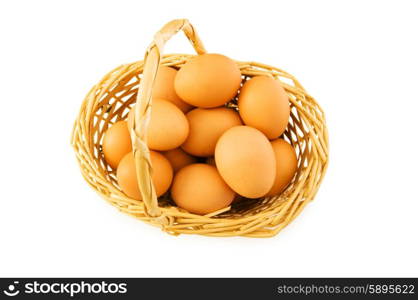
[266, 139, 298, 196]
[102, 121, 132, 169]
[215, 126, 276, 198]
[174, 53, 242, 108]
[238, 76, 290, 139]
[116, 151, 173, 200]
[181, 107, 242, 157]
[171, 164, 235, 215]
[152, 66, 193, 113]
[128, 99, 189, 151]
[162, 148, 197, 173]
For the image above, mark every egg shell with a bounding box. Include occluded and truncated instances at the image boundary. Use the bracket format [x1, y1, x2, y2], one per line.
[215, 126, 276, 198]
[171, 164, 235, 215]
[174, 53, 242, 108]
[128, 99, 189, 151]
[238, 76, 290, 139]
[181, 107, 242, 157]
[162, 148, 198, 173]
[266, 139, 298, 196]
[102, 121, 132, 169]
[152, 66, 193, 113]
[116, 151, 173, 200]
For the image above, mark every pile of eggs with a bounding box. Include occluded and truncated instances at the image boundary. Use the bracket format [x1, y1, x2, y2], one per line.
[102, 53, 298, 215]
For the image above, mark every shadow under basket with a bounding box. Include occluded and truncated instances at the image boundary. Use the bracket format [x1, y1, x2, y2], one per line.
[71, 19, 329, 238]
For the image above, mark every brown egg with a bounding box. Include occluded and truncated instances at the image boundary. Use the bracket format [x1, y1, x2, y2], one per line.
[238, 76, 290, 139]
[181, 107, 242, 157]
[116, 151, 173, 200]
[215, 126, 276, 198]
[128, 99, 189, 151]
[102, 121, 132, 169]
[266, 139, 298, 196]
[171, 164, 235, 215]
[174, 53, 242, 108]
[162, 148, 197, 173]
[152, 66, 193, 113]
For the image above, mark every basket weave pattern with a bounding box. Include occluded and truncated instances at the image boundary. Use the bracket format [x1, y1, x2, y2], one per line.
[71, 20, 328, 237]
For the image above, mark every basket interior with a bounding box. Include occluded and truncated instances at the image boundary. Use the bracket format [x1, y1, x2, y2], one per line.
[80, 54, 326, 226]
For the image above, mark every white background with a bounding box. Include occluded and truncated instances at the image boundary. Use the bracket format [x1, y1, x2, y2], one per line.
[0, 0, 417, 277]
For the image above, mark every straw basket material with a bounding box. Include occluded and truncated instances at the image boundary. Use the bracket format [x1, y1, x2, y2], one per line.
[71, 19, 329, 237]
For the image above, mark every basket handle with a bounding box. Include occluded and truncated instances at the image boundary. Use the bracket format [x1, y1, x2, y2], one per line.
[130, 19, 206, 222]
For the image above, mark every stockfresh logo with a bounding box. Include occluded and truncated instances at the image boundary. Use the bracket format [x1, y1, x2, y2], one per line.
[3, 281, 20, 297]
[2, 280, 128, 297]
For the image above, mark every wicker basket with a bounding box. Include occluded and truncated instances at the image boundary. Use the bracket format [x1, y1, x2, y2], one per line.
[71, 19, 329, 237]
